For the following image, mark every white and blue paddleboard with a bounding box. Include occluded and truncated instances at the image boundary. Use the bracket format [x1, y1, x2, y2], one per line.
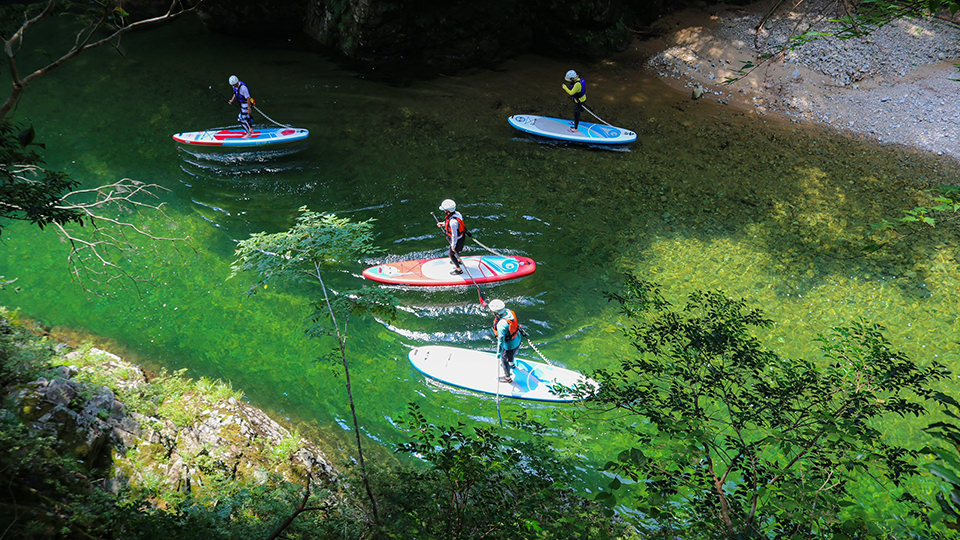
[173, 126, 309, 147]
[409, 345, 597, 403]
[508, 114, 636, 145]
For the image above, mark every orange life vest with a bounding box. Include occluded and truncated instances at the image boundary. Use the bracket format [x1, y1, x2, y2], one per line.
[444, 212, 466, 239]
[493, 309, 520, 341]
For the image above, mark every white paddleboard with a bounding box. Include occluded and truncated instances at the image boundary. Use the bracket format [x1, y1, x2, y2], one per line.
[508, 114, 636, 145]
[409, 345, 597, 403]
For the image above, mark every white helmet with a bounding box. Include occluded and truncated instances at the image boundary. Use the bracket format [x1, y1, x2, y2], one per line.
[439, 199, 456, 212]
[488, 299, 506, 313]
[565, 70, 578, 81]
[228, 75, 239, 86]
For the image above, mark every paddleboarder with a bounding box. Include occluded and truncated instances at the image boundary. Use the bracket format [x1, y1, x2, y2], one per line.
[437, 199, 467, 275]
[562, 69, 587, 132]
[227, 75, 255, 138]
[489, 299, 522, 383]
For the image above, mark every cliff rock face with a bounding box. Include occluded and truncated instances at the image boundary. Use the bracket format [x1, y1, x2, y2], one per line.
[190, 0, 634, 75]
[304, 0, 533, 74]
[196, 0, 307, 36]
[7, 348, 335, 495]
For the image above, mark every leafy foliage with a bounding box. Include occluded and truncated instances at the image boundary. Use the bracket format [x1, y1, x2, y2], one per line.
[592, 275, 949, 538]
[877, 185, 960, 230]
[0, 121, 83, 235]
[232, 208, 376, 289]
[231, 206, 397, 528]
[926, 393, 960, 531]
[363, 403, 630, 540]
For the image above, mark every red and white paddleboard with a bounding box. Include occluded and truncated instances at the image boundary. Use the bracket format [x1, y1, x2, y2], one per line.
[362, 255, 536, 287]
[172, 127, 309, 147]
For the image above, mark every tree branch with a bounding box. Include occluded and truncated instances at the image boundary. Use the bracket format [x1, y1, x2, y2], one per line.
[45, 179, 191, 294]
[1, 0, 201, 119]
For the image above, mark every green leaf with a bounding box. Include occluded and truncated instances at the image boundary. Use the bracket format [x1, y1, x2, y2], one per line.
[929, 463, 960, 488]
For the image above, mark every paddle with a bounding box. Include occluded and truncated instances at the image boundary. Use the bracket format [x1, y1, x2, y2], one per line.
[495, 358, 504, 427]
[208, 85, 292, 129]
[431, 210, 509, 425]
[430, 211, 487, 306]
[208, 85, 233, 105]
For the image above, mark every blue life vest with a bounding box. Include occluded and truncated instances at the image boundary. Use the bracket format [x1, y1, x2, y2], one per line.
[232, 81, 250, 104]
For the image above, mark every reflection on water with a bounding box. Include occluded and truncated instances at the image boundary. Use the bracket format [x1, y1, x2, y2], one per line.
[508, 134, 634, 152]
[2, 14, 960, 499]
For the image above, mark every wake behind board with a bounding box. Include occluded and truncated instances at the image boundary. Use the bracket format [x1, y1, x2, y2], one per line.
[409, 345, 597, 402]
[363, 255, 535, 287]
[508, 114, 636, 145]
[172, 126, 309, 147]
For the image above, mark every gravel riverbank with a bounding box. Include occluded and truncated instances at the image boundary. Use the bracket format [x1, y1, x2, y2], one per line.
[643, 0, 960, 161]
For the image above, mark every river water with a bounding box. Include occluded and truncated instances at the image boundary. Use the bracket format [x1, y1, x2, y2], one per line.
[2, 16, 959, 488]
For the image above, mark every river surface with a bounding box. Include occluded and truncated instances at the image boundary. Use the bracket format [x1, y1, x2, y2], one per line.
[2, 16, 960, 493]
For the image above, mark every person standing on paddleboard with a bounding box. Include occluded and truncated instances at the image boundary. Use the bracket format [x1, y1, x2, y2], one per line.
[438, 199, 467, 275]
[562, 69, 586, 132]
[489, 299, 522, 384]
[227, 75, 254, 138]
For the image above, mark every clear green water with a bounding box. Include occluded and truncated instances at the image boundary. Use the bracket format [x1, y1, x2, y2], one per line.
[2, 17, 959, 487]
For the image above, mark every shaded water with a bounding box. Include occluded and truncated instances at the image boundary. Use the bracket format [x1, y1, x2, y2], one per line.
[2, 16, 960, 488]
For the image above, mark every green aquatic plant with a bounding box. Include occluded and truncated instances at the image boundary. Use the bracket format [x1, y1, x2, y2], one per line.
[878, 185, 960, 230]
[589, 274, 950, 538]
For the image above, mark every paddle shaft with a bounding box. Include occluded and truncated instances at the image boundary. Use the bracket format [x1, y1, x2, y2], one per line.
[209, 85, 233, 105]
[208, 85, 291, 129]
[431, 211, 486, 306]
[495, 359, 503, 427]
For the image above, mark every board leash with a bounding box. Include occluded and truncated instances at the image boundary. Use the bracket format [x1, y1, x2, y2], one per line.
[583, 104, 613, 127]
[519, 328, 554, 366]
[471, 237, 504, 257]
[208, 85, 293, 129]
[253, 104, 293, 129]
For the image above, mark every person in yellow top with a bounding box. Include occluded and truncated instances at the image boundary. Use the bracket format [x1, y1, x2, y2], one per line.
[561, 69, 586, 132]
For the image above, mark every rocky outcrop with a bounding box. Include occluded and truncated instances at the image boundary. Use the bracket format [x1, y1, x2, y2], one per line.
[6, 348, 335, 496]
[195, 0, 307, 37]
[303, 0, 635, 75]
[185, 0, 635, 75]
